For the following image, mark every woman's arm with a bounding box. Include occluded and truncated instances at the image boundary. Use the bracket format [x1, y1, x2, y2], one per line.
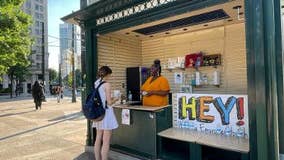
[105, 83, 119, 105]
[146, 90, 169, 96]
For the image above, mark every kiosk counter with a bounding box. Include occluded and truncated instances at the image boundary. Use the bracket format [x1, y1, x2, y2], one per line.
[110, 105, 172, 159]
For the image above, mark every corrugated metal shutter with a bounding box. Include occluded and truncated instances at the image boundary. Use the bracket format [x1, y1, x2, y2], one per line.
[98, 35, 142, 95]
[98, 23, 247, 95]
[142, 23, 247, 94]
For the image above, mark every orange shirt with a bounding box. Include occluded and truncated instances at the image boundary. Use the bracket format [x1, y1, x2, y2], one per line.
[141, 76, 170, 107]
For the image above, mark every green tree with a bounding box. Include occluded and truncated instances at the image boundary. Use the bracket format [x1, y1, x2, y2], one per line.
[48, 68, 58, 83]
[63, 74, 71, 87]
[63, 70, 81, 88]
[7, 63, 31, 97]
[0, 0, 33, 76]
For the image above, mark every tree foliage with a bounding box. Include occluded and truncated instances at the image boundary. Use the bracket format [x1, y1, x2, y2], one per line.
[8, 64, 31, 82]
[49, 68, 58, 83]
[63, 69, 82, 88]
[0, 0, 33, 76]
[7, 63, 31, 98]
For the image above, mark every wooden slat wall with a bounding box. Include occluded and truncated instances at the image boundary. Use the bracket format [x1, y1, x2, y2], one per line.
[98, 23, 247, 95]
[142, 23, 247, 94]
[98, 35, 142, 95]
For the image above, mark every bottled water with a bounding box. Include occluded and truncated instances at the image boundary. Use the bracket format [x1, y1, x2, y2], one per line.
[215, 124, 222, 134]
[236, 127, 245, 138]
[224, 126, 232, 136]
[184, 121, 190, 129]
[215, 127, 222, 134]
[188, 122, 196, 130]
[200, 123, 205, 132]
[182, 122, 187, 128]
[128, 91, 132, 101]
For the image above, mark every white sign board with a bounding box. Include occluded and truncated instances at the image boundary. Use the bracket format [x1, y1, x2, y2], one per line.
[174, 93, 249, 138]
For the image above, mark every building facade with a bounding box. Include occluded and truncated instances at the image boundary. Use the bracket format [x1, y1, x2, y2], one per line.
[59, 23, 81, 85]
[24, 0, 49, 92]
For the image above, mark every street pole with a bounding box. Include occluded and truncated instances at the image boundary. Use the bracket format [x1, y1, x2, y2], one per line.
[71, 24, 76, 103]
[59, 63, 62, 87]
[41, 22, 45, 88]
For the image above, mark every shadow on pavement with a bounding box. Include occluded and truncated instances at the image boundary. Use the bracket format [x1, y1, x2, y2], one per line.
[48, 112, 84, 122]
[0, 112, 82, 141]
[73, 152, 94, 160]
[0, 110, 36, 118]
[0, 95, 32, 102]
[0, 106, 34, 112]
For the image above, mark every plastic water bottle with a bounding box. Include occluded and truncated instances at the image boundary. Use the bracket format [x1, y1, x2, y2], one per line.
[236, 127, 245, 138]
[224, 126, 232, 136]
[188, 122, 196, 130]
[215, 124, 222, 134]
[184, 121, 190, 129]
[128, 91, 132, 101]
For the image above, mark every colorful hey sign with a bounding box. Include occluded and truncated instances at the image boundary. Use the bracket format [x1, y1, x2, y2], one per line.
[175, 93, 249, 138]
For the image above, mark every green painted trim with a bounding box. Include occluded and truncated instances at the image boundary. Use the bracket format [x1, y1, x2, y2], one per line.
[85, 27, 99, 146]
[61, 0, 149, 23]
[241, 153, 249, 160]
[97, 0, 229, 34]
[245, 0, 268, 160]
[245, 0, 281, 159]
[263, 0, 280, 158]
[274, 0, 284, 155]
[245, 0, 262, 158]
[190, 143, 202, 160]
[85, 28, 93, 146]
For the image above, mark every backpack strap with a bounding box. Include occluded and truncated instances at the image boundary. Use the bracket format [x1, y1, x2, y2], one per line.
[95, 81, 108, 109]
[95, 81, 106, 90]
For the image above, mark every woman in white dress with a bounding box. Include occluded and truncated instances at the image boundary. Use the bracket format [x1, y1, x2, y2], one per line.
[93, 66, 119, 160]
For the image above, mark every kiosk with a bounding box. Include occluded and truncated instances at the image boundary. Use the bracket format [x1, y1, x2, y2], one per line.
[62, 0, 283, 159]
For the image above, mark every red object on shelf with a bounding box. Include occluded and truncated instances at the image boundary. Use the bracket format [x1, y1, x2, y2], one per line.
[184, 52, 203, 68]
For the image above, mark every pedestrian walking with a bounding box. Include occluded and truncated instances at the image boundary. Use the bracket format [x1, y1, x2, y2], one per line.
[56, 86, 61, 103]
[32, 81, 44, 110]
[93, 66, 119, 160]
[60, 86, 64, 99]
[40, 82, 46, 102]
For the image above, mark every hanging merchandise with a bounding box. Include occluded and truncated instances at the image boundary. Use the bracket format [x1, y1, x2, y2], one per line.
[201, 73, 208, 85]
[177, 56, 185, 68]
[203, 54, 222, 66]
[174, 72, 183, 84]
[184, 52, 203, 68]
[190, 73, 196, 86]
[212, 70, 220, 85]
[195, 71, 201, 86]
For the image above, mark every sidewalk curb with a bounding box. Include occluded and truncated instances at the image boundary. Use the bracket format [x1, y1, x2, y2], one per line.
[85, 146, 143, 160]
[85, 146, 93, 153]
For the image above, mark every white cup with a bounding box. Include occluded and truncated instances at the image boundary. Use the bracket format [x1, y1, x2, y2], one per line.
[113, 90, 121, 98]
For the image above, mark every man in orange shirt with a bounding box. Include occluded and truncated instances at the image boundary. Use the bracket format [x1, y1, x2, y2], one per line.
[141, 59, 170, 107]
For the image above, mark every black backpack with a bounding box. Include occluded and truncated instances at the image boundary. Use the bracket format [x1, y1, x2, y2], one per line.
[83, 81, 107, 122]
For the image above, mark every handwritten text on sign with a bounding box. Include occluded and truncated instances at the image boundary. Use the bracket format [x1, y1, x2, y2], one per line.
[175, 93, 249, 138]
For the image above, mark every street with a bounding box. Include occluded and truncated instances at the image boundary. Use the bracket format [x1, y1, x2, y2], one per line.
[0, 95, 91, 160]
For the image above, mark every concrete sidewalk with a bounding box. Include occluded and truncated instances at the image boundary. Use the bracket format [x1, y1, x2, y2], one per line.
[0, 97, 141, 160]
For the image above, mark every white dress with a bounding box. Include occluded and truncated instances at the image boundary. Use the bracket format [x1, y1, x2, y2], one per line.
[92, 79, 118, 130]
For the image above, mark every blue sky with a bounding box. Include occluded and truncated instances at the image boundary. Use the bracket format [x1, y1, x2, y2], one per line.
[48, 0, 79, 71]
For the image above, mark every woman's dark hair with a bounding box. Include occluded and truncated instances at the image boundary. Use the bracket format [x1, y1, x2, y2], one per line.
[33, 81, 40, 87]
[153, 59, 161, 75]
[97, 66, 112, 80]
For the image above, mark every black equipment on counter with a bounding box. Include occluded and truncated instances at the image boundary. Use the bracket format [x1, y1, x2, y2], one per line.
[126, 67, 149, 103]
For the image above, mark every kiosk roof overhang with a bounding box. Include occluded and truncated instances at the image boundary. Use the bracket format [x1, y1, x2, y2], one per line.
[61, 0, 152, 25]
[61, 0, 232, 28]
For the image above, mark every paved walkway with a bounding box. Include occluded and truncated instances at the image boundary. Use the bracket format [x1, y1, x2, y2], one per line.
[0, 95, 141, 160]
